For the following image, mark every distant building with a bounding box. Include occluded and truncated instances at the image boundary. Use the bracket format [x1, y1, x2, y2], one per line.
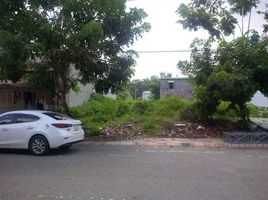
[142, 91, 152, 100]
[160, 77, 193, 99]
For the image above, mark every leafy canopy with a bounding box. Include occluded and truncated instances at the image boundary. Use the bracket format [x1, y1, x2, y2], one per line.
[128, 76, 160, 100]
[0, 0, 150, 112]
[177, 0, 268, 125]
[177, 0, 260, 39]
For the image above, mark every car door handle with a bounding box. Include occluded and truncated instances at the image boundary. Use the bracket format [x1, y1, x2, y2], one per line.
[1, 128, 8, 131]
[27, 127, 34, 130]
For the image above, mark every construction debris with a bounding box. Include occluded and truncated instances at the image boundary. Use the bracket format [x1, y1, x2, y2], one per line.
[85, 122, 238, 141]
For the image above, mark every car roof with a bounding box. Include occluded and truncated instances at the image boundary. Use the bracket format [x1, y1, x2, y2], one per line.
[1, 110, 54, 115]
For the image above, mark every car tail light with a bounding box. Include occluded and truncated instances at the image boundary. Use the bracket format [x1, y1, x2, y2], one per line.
[52, 123, 72, 128]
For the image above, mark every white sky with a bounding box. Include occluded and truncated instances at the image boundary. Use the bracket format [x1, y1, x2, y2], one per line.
[127, 0, 267, 80]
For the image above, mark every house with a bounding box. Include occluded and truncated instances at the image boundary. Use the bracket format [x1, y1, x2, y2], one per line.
[0, 80, 94, 113]
[0, 81, 53, 113]
[0, 65, 95, 113]
[160, 77, 193, 99]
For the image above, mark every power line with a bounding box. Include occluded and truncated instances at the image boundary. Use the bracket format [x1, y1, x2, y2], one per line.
[136, 50, 192, 53]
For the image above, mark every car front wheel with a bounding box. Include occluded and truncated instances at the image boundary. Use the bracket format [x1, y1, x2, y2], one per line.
[29, 135, 49, 156]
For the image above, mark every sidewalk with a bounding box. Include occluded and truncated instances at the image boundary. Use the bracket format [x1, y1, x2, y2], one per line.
[84, 138, 268, 149]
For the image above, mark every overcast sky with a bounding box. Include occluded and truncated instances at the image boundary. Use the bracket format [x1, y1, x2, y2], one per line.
[127, 0, 267, 80]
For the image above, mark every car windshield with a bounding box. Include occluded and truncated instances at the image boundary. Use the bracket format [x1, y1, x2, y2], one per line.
[43, 112, 73, 120]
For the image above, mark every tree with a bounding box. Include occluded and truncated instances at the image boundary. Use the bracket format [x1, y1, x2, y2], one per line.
[258, 3, 268, 32]
[128, 76, 160, 100]
[0, 0, 150, 114]
[176, 0, 259, 39]
[177, 0, 268, 126]
[265, 5, 268, 32]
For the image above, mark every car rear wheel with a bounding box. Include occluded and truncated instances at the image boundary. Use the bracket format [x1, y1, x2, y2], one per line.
[29, 135, 49, 156]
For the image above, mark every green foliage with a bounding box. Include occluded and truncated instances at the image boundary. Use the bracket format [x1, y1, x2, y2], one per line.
[0, 0, 150, 113]
[228, 0, 259, 16]
[206, 69, 256, 104]
[177, 38, 215, 85]
[134, 100, 155, 115]
[116, 100, 133, 117]
[213, 102, 240, 121]
[155, 96, 190, 118]
[71, 95, 192, 135]
[263, 5, 268, 32]
[128, 76, 160, 100]
[177, 1, 237, 39]
[247, 104, 268, 118]
[178, 36, 268, 126]
[0, 31, 28, 82]
[177, 0, 260, 38]
[140, 119, 161, 135]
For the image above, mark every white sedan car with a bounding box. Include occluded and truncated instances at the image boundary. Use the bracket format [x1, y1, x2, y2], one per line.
[0, 110, 84, 155]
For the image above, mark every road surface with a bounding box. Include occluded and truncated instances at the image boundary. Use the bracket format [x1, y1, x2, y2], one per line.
[0, 143, 268, 200]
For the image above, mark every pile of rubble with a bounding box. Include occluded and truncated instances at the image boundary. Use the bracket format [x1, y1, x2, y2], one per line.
[86, 122, 237, 141]
[87, 123, 143, 141]
[158, 123, 225, 138]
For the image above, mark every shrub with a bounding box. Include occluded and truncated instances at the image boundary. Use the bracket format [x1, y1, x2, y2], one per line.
[156, 96, 190, 118]
[72, 95, 194, 136]
[213, 102, 239, 121]
[116, 100, 134, 117]
[134, 100, 155, 115]
[180, 102, 201, 121]
[140, 119, 161, 135]
[81, 117, 103, 135]
[90, 93, 107, 102]
[248, 104, 268, 118]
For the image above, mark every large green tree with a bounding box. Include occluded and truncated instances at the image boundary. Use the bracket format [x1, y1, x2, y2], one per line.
[0, 0, 150, 113]
[128, 76, 160, 100]
[177, 0, 268, 126]
[259, 2, 268, 32]
[177, 0, 259, 39]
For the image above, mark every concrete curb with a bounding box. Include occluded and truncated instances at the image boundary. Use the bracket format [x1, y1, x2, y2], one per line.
[83, 138, 268, 149]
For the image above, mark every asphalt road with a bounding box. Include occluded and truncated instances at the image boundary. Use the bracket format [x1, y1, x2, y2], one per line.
[0, 143, 268, 200]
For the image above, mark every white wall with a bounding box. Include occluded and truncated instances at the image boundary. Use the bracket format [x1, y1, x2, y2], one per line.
[67, 83, 94, 107]
[250, 91, 268, 107]
[66, 65, 94, 107]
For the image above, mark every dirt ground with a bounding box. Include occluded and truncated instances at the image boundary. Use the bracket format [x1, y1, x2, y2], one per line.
[85, 122, 240, 141]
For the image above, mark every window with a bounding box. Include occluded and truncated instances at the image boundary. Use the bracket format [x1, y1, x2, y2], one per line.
[14, 114, 40, 123]
[168, 82, 174, 89]
[43, 112, 73, 120]
[0, 114, 16, 125]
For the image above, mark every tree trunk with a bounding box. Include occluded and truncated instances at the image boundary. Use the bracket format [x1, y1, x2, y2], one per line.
[241, 6, 244, 36]
[247, 8, 252, 36]
[238, 102, 249, 129]
[54, 72, 72, 116]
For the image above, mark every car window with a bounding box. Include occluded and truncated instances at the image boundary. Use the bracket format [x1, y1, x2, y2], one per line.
[0, 114, 16, 125]
[42, 112, 73, 120]
[14, 114, 40, 123]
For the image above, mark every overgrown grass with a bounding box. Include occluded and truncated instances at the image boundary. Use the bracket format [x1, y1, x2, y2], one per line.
[248, 104, 268, 118]
[71, 94, 190, 135]
[70, 94, 268, 136]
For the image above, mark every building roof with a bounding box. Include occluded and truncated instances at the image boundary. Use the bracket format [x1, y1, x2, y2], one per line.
[160, 77, 188, 80]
